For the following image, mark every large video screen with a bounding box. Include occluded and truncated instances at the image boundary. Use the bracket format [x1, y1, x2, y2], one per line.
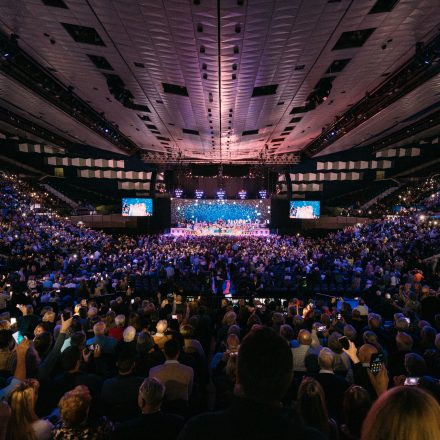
[122, 198, 153, 217]
[171, 199, 270, 224]
[289, 201, 320, 219]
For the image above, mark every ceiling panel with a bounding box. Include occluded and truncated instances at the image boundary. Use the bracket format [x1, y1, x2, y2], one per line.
[0, 0, 438, 162]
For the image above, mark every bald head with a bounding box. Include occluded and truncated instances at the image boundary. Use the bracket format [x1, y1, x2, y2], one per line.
[396, 332, 413, 352]
[298, 329, 312, 346]
[358, 343, 378, 364]
[156, 320, 168, 334]
[123, 326, 136, 342]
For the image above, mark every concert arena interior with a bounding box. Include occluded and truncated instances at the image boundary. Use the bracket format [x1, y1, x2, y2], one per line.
[1, 1, 440, 439]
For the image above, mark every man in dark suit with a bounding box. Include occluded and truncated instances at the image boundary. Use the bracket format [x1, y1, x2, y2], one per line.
[178, 327, 325, 440]
[112, 377, 184, 440]
[315, 347, 349, 421]
[101, 354, 144, 422]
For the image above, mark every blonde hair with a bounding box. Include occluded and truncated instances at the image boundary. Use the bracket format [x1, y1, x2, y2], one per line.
[361, 386, 440, 440]
[42, 311, 56, 322]
[222, 311, 237, 326]
[58, 386, 91, 427]
[7, 382, 38, 440]
[156, 320, 168, 334]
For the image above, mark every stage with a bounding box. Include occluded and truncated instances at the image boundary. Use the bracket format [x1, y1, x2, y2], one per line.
[170, 225, 271, 237]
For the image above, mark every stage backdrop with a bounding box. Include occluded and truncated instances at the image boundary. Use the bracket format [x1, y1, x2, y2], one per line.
[171, 199, 270, 225]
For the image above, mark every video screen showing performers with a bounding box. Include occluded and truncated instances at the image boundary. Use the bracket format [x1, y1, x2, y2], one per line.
[289, 201, 320, 219]
[122, 198, 153, 217]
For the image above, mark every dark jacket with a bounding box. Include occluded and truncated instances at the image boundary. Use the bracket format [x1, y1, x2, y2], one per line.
[178, 397, 326, 440]
[101, 374, 144, 422]
[112, 412, 184, 440]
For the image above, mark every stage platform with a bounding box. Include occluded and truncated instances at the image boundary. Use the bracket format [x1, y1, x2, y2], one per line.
[170, 226, 271, 237]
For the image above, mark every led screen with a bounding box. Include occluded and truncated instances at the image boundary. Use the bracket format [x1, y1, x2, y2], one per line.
[289, 201, 320, 219]
[122, 198, 153, 217]
[171, 199, 270, 224]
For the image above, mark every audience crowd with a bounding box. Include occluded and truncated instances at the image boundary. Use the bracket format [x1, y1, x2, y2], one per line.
[0, 172, 440, 439]
[343, 175, 440, 218]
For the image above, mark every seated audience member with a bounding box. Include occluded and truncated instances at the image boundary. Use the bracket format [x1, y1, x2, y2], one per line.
[50, 345, 103, 407]
[419, 325, 436, 352]
[153, 320, 170, 350]
[100, 355, 144, 422]
[180, 324, 205, 359]
[149, 338, 193, 415]
[210, 333, 239, 371]
[279, 324, 295, 346]
[53, 385, 114, 439]
[112, 378, 184, 440]
[116, 326, 137, 357]
[365, 313, 390, 349]
[108, 315, 125, 342]
[354, 299, 369, 317]
[217, 311, 237, 343]
[387, 332, 413, 378]
[361, 386, 440, 440]
[6, 380, 53, 440]
[134, 331, 165, 376]
[86, 322, 117, 355]
[342, 341, 381, 399]
[297, 377, 339, 439]
[340, 385, 372, 440]
[424, 332, 440, 377]
[292, 329, 319, 374]
[404, 352, 427, 379]
[212, 344, 239, 410]
[17, 305, 39, 339]
[343, 324, 357, 345]
[327, 332, 351, 374]
[178, 327, 325, 439]
[315, 347, 349, 421]
[34, 331, 53, 362]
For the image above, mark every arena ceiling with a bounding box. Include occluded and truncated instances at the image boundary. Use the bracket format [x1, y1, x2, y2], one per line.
[0, 0, 439, 164]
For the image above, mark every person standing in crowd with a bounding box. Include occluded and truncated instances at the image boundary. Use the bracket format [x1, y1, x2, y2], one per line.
[112, 378, 184, 439]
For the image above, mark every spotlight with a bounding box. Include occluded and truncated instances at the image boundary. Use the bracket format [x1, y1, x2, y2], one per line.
[217, 189, 226, 200]
[195, 189, 204, 199]
[175, 188, 183, 198]
[259, 189, 267, 199]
